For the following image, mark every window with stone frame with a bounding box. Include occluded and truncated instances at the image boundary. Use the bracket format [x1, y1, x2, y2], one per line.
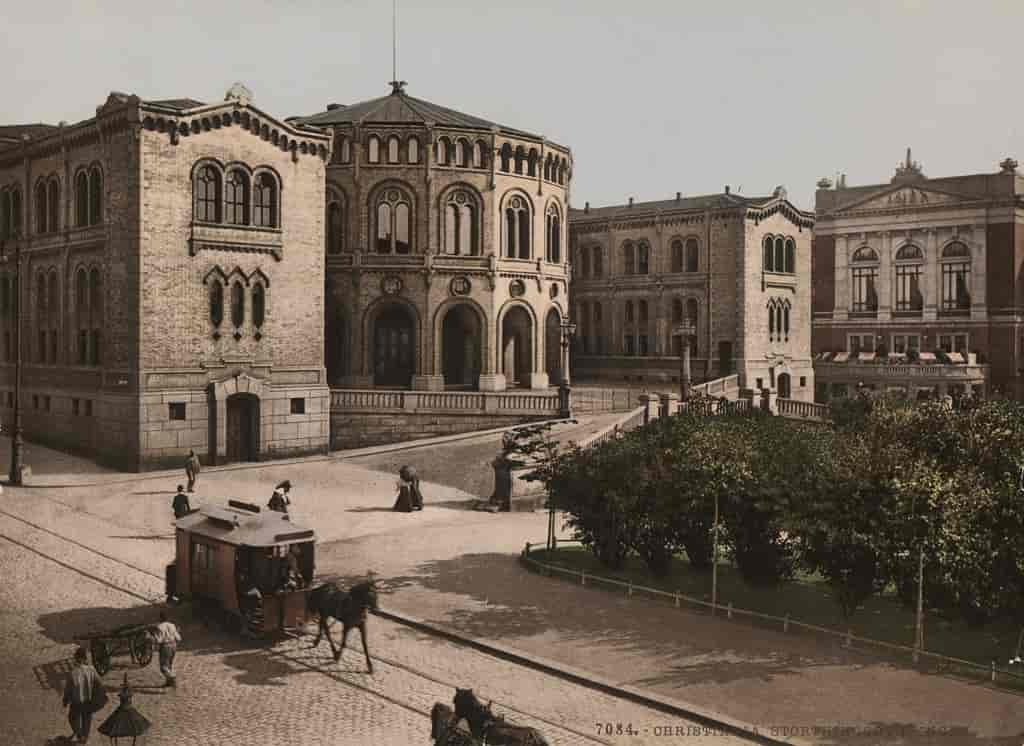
[36, 272, 46, 363]
[474, 140, 488, 169]
[850, 247, 879, 313]
[941, 241, 971, 311]
[209, 280, 224, 328]
[685, 238, 699, 272]
[894, 244, 924, 312]
[9, 187, 20, 236]
[579, 247, 590, 278]
[47, 179, 59, 234]
[193, 164, 221, 223]
[592, 247, 602, 277]
[593, 302, 603, 353]
[499, 143, 512, 172]
[326, 189, 347, 254]
[0, 190, 9, 238]
[671, 239, 683, 273]
[88, 167, 102, 225]
[48, 271, 58, 364]
[253, 173, 277, 228]
[443, 190, 479, 256]
[375, 189, 413, 254]
[637, 242, 650, 275]
[638, 299, 648, 323]
[368, 136, 381, 163]
[784, 238, 795, 274]
[624, 300, 634, 323]
[75, 268, 88, 364]
[35, 180, 47, 235]
[231, 281, 245, 330]
[407, 136, 420, 164]
[503, 194, 531, 259]
[622, 242, 635, 275]
[388, 136, 400, 164]
[224, 169, 250, 225]
[252, 282, 266, 335]
[88, 267, 102, 365]
[545, 203, 561, 263]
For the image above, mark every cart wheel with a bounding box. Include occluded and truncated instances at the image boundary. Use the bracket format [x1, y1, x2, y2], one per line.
[130, 630, 153, 667]
[90, 639, 111, 676]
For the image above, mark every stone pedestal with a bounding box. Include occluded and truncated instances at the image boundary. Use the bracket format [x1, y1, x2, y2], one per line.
[760, 387, 778, 414]
[660, 392, 680, 417]
[639, 393, 661, 424]
[526, 372, 549, 390]
[412, 375, 445, 391]
[478, 373, 507, 392]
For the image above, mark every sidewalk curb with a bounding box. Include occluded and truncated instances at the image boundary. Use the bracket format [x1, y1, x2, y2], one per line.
[373, 607, 812, 746]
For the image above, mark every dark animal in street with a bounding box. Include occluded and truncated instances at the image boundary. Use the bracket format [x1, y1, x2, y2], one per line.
[453, 688, 549, 745]
[308, 580, 379, 673]
[431, 703, 480, 745]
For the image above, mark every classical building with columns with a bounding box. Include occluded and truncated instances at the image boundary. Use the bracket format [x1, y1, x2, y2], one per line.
[0, 85, 332, 470]
[811, 151, 1020, 400]
[295, 82, 573, 392]
[568, 187, 816, 400]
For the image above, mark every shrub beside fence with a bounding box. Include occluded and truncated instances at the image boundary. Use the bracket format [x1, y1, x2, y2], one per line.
[520, 540, 1024, 691]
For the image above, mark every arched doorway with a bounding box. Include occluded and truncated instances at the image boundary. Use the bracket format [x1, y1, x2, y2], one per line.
[226, 393, 259, 462]
[778, 372, 791, 398]
[373, 304, 415, 387]
[501, 305, 533, 388]
[441, 304, 482, 389]
[544, 308, 562, 385]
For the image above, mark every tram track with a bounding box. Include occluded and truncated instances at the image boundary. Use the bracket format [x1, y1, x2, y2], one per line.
[0, 508, 622, 745]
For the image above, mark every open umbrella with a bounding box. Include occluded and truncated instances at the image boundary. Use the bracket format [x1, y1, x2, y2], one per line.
[98, 674, 151, 745]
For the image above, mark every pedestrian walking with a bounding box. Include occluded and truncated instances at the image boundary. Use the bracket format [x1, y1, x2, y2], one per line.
[268, 487, 288, 513]
[152, 611, 182, 687]
[63, 646, 107, 743]
[172, 485, 191, 520]
[276, 480, 293, 508]
[400, 465, 424, 510]
[184, 450, 201, 493]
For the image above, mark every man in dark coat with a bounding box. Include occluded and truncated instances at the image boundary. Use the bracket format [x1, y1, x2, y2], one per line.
[63, 646, 105, 743]
[184, 450, 201, 493]
[172, 486, 190, 520]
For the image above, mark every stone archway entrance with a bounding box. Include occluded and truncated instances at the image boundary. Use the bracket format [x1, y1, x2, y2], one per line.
[778, 372, 791, 398]
[373, 304, 415, 388]
[544, 308, 562, 385]
[441, 304, 482, 389]
[226, 393, 260, 462]
[501, 306, 533, 388]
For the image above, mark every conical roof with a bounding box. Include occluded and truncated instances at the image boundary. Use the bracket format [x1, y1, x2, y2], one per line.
[296, 82, 541, 139]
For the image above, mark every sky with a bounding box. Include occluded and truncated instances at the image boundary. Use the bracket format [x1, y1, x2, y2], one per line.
[3, 0, 1023, 210]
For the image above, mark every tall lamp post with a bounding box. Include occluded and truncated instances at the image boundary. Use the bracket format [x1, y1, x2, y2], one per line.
[674, 320, 695, 402]
[0, 229, 28, 485]
[558, 318, 576, 419]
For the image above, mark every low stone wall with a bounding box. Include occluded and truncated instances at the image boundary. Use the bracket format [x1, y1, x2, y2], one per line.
[330, 410, 552, 450]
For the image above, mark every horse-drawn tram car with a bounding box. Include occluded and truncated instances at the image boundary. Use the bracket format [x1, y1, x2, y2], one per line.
[167, 500, 316, 638]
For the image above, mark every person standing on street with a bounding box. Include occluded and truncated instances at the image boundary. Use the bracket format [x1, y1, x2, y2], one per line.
[152, 611, 182, 687]
[172, 485, 191, 520]
[63, 646, 106, 743]
[184, 450, 201, 493]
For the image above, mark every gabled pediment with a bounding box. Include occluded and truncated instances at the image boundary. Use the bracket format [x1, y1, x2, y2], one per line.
[835, 184, 971, 213]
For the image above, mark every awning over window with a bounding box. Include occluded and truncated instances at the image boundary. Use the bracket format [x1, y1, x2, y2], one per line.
[832, 352, 850, 362]
[947, 352, 965, 363]
[859, 352, 876, 361]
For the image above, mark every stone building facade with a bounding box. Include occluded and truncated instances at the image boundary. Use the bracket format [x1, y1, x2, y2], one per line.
[568, 188, 815, 401]
[0, 86, 332, 470]
[812, 152, 1024, 400]
[296, 82, 572, 392]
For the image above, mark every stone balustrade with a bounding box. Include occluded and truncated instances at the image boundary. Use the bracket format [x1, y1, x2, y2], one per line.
[330, 388, 559, 415]
[815, 362, 989, 382]
[776, 397, 830, 421]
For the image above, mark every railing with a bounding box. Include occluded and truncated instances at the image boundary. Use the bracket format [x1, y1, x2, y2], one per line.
[569, 387, 637, 413]
[690, 373, 740, 397]
[576, 406, 647, 450]
[815, 362, 989, 381]
[330, 388, 558, 415]
[776, 398, 830, 421]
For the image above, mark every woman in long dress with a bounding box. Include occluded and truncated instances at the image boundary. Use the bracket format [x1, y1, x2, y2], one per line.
[393, 475, 414, 512]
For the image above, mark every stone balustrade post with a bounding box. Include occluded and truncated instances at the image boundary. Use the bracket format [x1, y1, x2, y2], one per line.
[639, 393, 660, 425]
[660, 392, 680, 417]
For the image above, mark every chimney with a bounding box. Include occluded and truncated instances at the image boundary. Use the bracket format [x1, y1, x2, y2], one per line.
[628, 197, 634, 208]
[724, 185, 730, 195]
[675, 191, 681, 202]
[584, 201, 590, 214]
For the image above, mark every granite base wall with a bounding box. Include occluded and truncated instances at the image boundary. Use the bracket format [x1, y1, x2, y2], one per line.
[330, 411, 551, 451]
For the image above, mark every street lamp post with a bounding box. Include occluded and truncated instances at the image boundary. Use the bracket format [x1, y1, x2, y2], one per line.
[674, 321, 696, 402]
[0, 230, 28, 485]
[558, 318, 576, 419]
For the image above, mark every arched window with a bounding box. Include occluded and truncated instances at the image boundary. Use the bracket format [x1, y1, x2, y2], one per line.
[253, 173, 277, 228]
[623, 242, 635, 275]
[499, 143, 512, 172]
[593, 302, 603, 354]
[225, 169, 250, 225]
[89, 267, 102, 365]
[638, 299, 648, 323]
[0, 191, 9, 238]
[545, 203, 561, 263]
[580, 248, 590, 277]
[443, 190, 479, 256]
[475, 140, 488, 169]
[326, 189, 347, 254]
[339, 136, 351, 163]
[193, 165, 221, 223]
[763, 235, 774, 272]
[783, 303, 790, 338]
[558, 160, 567, 185]
[671, 240, 683, 273]
[75, 268, 88, 364]
[625, 300, 634, 323]
[941, 241, 971, 311]
[368, 135, 380, 163]
[514, 146, 526, 175]
[10, 188, 20, 236]
[209, 281, 224, 328]
[784, 237, 795, 274]
[387, 136, 400, 163]
[637, 242, 649, 274]
[685, 238, 699, 272]
[47, 271, 58, 363]
[543, 156, 552, 181]
[527, 149, 538, 177]
[375, 188, 413, 254]
[407, 137, 419, 164]
[88, 167, 102, 225]
[75, 172, 89, 226]
[36, 272, 46, 363]
[48, 179, 59, 234]
[672, 299, 683, 323]
[231, 281, 245, 328]
[35, 181, 47, 234]
[687, 298, 698, 327]
[456, 139, 471, 167]
[851, 246, 879, 313]
[503, 194, 531, 259]
[593, 247, 603, 277]
[436, 137, 450, 166]
[895, 244, 924, 312]
[252, 283, 266, 330]
[774, 236, 785, 274]
[768, 301, 775, 339]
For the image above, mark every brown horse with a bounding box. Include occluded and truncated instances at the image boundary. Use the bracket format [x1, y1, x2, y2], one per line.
[308, 580, 378, 673]
[453, 688, 549, 746]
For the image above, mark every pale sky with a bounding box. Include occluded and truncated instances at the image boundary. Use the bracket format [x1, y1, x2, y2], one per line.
[4, 1, 1023, 209]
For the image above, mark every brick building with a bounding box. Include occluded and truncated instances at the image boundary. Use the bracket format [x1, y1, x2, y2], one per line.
[295, 82, 573, 392]
[568, 188, 816, 401]
[0, 85, 332, 470]
[811, 151, 1022, 400]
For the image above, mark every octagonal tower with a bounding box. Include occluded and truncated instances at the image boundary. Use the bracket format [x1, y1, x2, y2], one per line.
[298, 82, 572, 391]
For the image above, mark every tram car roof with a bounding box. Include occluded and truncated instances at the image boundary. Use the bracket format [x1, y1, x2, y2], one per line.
[175, 501, 316, 548]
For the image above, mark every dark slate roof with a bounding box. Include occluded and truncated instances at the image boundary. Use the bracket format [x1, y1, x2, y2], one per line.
[0, 123, 60, 141]
[570, 192, 777, 220]
[297, 86, 540, 138]
[145, 98, 206, 111]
